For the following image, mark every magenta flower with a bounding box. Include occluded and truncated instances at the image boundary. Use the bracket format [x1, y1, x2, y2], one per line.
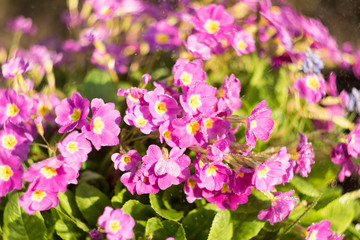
[294, 73, 327, 104]
[246, 100, 274, 148]
[112, 149, 141, 172]
[2, 57, 29, 78]
[191, 4, 234, 40]
[305, 220, 333, 240]
[0, 151, 23, 197]
[24, 156, 78, 192]
[0, 89, 32, 125]
[184, 34, 212, 60]
[117, 87, 147, 112]
[172, 118, 205, 148]
[217, 74, 242, 114]
[142, 145, 191, 190]
[144, 20, 181, 51]
[144, 87, 181, 126]
[331, 143, 355, 182]
[184, 175, 203, 203]
[231, 30, 256, 56]
[123, 105, 156, 134]
[172, 58, 206, 91]
[206, 183, 249, 211]
[201, 116, 232, 142]
[206, 137, 231, 162]
[55, 92, 90, 133]
[271, 147, 294, 183]
[18, 181, 59, 215]
[90, 0, 120, 20]
[346, 124, 360, 158]
[252, 159, 284, 193]
[257, 190, 298, 225]
[0, 123, 32, 161]
[229, 166, 254, 195]
[180, 82, 217, 117]
[82, 98, 121, 150]
[7, 15, 37, 35]
[120, 163, 159, 195]
[57, 131, 92, 166]
[159, 120, 178, 148]
[98, 206, 135, 240]
[294, 132, 315, 177]
[197, 162, 232, 191]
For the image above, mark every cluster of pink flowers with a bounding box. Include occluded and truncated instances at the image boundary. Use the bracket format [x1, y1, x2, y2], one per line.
[111, 58, 317, 224]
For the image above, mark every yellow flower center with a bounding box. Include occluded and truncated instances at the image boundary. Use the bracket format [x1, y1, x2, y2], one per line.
[31, 190, 47, 202]
[155, 33, 169, 44]
[6, 103, 20, 117]
[250, 120, 257, 129]
[66, 141, 78, 153]
[189, 94, 202, 111]
[0, 165, 13, 181]
[108, 220, 121, 233]
[236, 171, 244, 178]
[204, 118, 214, 128]
[69, 108, 81, 122]
[257, 167, 270, 178]
[155, 101, 167, 116]
[221, 183, 231, 193]
[40, 166, 57, 179]
[92, 117, 104, 134]
[307, 230, 318, 240]
[204, 19, 220, 34]
[135, 116, 147, 127]
[128, 90, 140, 102]
[186, 121, 201, 135]
[2, 134, 17, 150]
[217, 89, 226, 98]
[99, 6, 111, 16]
[180, 72, 193, 85]
[162, 130, 172, 140]
[187, 178, 197, 188]
[37, 103, 51, 116]
[121, 155, 131, 164]
[206, 165, 218, 176]
[306, 75, 320, 91]
[236, 40, 248, 51]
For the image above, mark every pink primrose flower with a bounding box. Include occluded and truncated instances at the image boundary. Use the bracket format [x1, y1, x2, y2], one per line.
[231, 30, 256, 56]
[7, 16, 37, 35]
[24, 156, 78, 192]
[144, 20, 181, 51]
[82, 98, 121, 150]
[112, 149, 141, 172]
[246, 100, 274, 148]
[331, 143, 355, 182]
[294, 73, 326, 104]
[2, 57, 29, 78]
[257, 190, 298, 225]
[0, 89, 32, 125]
[0, 123, 32, 161]
[0, 151, 23, 197]
[217, 74, 242, 115]
[346, 124, 360, 158]
[172, 58, 206, 93]
[57, 130, 92, 166]
[184, 34, 212, 60]
[97, 206, 135, 240]
[19, 181, 59, 215]
[180, 82, 217, 117]
[55, 92, 90, 133]
[293, 132, 315, 177]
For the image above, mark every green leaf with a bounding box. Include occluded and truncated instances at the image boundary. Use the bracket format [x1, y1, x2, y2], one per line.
[231, 212, 265, 240]
[3, 192, 47, 240]
[121, 200, 156, 221]
[290, 176, 320, 197]
[149, 193, 184, 221]
[208, 210, 233, 240]
[111, 188, 132, 208]
[182, 208, 216, 240]
[80, 69, 117, 103]
[75, 183, 111, 226]
[55, 218, 85, 240]
[145, 217, 186, 240]
[42, 211, 58, 239]
[236, 192, 270, 213]
[58, 190, 82, 219]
